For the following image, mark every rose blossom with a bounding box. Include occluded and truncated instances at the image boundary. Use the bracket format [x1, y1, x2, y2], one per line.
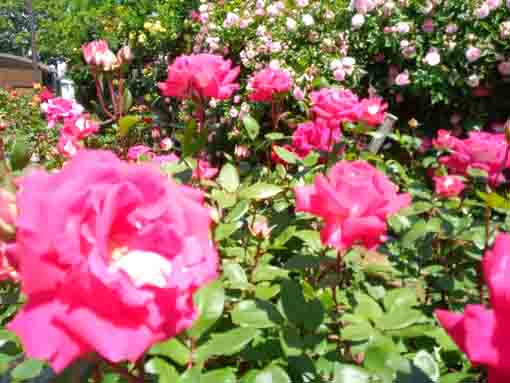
[422, 18, 434, 33]
[436, 233, 510, 383]
[433, 175, 466, 197]
[466, 46, 482, 63]
[192, 159, 219, 180]
[61, 116, 99, 140]
[292, 119, 342, 158]
[248, 67, 293, 102]
[160, 138, 173, 151]
[358, 97, 388, 126]
[294, 160, 411, 250]
[498, 61, 510, 76]
[7, 151, 218, 372]
[351, 14, 366, 29]
[310, 88, 361, 127]
[158, 54, 240, 100]
[435, 130, 510, 185]
[41, 98, 85, 128]
[395, 71, 411, 86]
[424, 49, 441, 66]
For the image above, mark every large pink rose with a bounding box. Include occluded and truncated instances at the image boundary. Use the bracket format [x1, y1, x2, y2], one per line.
[436, 234, 510, 383]
[248, 67, 293, 102]
[436, 131, 510, 185]
[158, 54, 240, 100]
[8, 151, 218, 372]
[81, 40, 110, 66]
[310, 88, 361, 128]
[357, 97, 388, 126]
[61, 116, 99, 140]
[295, 160, 411, 250]
[292, 119, 342, 158]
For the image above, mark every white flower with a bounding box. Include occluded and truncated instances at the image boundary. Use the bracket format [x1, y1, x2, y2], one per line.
[302, 14, 314, 26]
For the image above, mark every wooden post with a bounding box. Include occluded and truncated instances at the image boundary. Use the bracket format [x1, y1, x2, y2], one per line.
[368, 113, 398, 154]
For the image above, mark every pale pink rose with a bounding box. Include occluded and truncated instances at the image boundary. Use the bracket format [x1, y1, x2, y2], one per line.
[424, 49, 441, 66]
[396, 21, 411, 33]
[310, 88, 361, 127]
[294, 160, 411, 250]
[498, 61, 510, 76]
[466, 47, 482, 63]
[158, 54, 240, 100]
[248, 67, 293, 102]
[160, 138, 173, 151]
[249, 216, 272, 238]
[433, 175, 466, 197]
[8, 150, 218, 372]
[445, 23, 458, 34]
[422, 18, 434, 33]
[81, 40, 110, 66]
[475, 3, 490, 18]
[351, 14, 366, 29]
[117, 46, 133, 65]
[293, 87, 305, 101]
[395, 72, 411, 86]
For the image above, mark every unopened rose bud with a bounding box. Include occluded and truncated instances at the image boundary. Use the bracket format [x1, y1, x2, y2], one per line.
[117, 46, 134, 65]
[234, 145, 250, 159]
[249, 216, 272, 239]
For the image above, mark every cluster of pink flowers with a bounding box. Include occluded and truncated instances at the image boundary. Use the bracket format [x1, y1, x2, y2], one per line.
[158, 54, 240, 101]
[247, 66, 293, 102]
[295, 160, 411, 250]
[7, 151, 218, 372]
[436, 232, 510, 383]
[40, 95, 99, 158]
[82, 40, 133, 72]
[311, 88, 387, 128]
[434, 129, 510, 185]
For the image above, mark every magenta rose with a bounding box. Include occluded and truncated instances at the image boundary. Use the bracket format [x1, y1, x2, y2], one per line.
[433, 175, 466, 198]
[292, 119, 342, 158]
[436, 233, 510, 383]
[158, 54, 240, 100]
[310, 88, 361, 128]
[295, 160, 411, 250]
[8, 151, 218, 372]
[248, 67, 293, 102]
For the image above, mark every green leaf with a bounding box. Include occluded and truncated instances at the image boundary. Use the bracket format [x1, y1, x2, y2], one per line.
[149, 338, 190, 367]
[201, 368, 237, 383]
[273, 146, 301, 164]
[280, 279, 307, 325]
[122, 88, 134, 112]
[146, 358, 179, 383]
[333, 364, 372, 383]
[196, 328, 259, 361]
[218, 163, 240, 193]
[11, 359, 45, 380]
[252, 265, 289, 282]
[215, 221, 243, 241]
[223, 262, 250, 289]
[376, 308, 424, 330]
[243, 115, 261, 140]
[240, 183, 284, 201]
[118, 115, 140, 137]
[402, 219, 440, 249]
[383, 288, 418, 311]
[439, 372, 473, 383]
[187, 281, 225, 339]
[225, 200, 250, 223]
[232, 300, 284, 328]
[341, 322, 376, 341]
[414, 351, 440, 382]
[285, 255, 322, 270]
[9, 136, 31, 171]
[354, 292, 384, 322]
[254, 366, 291, 383]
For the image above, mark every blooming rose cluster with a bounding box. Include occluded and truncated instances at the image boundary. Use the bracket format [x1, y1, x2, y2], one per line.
[7, 151, 218, 372]
[158, 54, 240, 101]
[436, 233, 510, 383]
[82, 40, 133, 72]
[40, 95, 99, 158]
[295, 160, 411, 250]
[434, 129, 510, 185]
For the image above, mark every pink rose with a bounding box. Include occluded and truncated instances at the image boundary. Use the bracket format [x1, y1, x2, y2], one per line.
[433, 175, 466, 197]
[61, 116, 99, 140]
[56, 135, 81, 158]
[248, 67, 293, 102]
[294, 160, 411, 250]
[192, 159, 219, 180]
[292, 119, 342, 158]
[498, 61, 510, 76]
[41, 98, 85, 128]
[8, 151, 218, 372]
[81, 40, 110, 66]
[310, 88, 361, 127]
[466, 46, 482, 63]
[358, 97, 388, 126]
[395, 72, 411, 86]
[424, 49, 441, 66]
[433, 129, 460, 149]
[422, 18, 434, 33]
[158, 54, 240, 100]
[436, 233, 510, 383]
[160, 138, 173, 151]
[128, 145, 154, 161]
[436, 131, 510, 185]
[0, 243, 18, 281]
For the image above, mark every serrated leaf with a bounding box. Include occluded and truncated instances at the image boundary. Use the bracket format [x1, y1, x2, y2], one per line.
[240, 183, 283, 201]
[149, 338, 190, 366]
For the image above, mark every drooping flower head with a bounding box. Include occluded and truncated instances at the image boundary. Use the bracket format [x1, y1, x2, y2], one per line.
[247, 67, 293, 102]
[8, 150, 218, 372]
[158, 54, 240, 100]
[294, 160, 411, 250]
